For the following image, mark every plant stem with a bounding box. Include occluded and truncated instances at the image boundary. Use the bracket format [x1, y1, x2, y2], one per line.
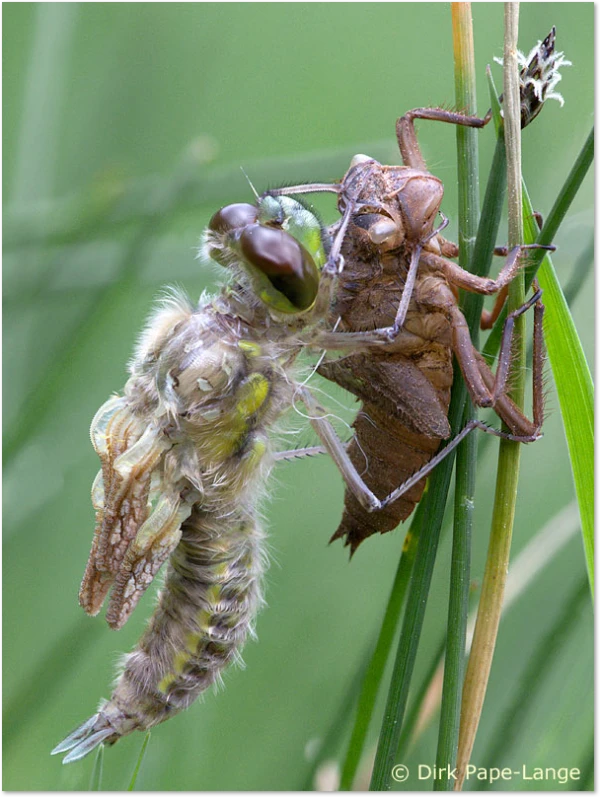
[128, 732, 151, 790]
[435, 4, 479, 788]
[483, 126, 594, 355]
[368, 389, 463, 791]
[455, 5, 524, 789]
[339, 517, 420, 789]
[479, 575, 589, 779]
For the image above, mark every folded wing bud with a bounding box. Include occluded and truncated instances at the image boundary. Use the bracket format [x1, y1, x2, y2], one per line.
[105, 492, 193, 629]
[79, 397, 173, 617]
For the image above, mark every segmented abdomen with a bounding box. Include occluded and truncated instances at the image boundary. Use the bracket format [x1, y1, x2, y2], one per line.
[55, 504, 265, 761]
[319, 229, 454, 552]
[108, 505, 264, 730]
[330, 401, 444, 554]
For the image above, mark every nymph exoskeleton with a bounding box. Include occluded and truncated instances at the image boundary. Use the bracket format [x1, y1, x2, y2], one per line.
[267, 143, 548, 553]
[271, 28, 563, 552]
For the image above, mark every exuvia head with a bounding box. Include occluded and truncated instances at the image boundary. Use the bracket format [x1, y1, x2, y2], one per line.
[206, 194, 326, 315]
[343, 155, 444, 250]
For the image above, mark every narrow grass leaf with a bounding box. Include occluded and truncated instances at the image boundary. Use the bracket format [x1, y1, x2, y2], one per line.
[481, 83, 594, 598]
[369, 455, 455, 790]
[455, 9, 524, 788]
[522, 187, 594, 597]
[479, 575, 589, 780]
[435, 5, 479, 789]
[339, 513, 421, 789]
[89, 743, 104, 791]
[127, 732, 151, 791]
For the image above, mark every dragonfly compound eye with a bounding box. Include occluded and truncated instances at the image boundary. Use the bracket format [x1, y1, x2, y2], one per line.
[240, 224, 320, 313]
[208, 202, 259, 234]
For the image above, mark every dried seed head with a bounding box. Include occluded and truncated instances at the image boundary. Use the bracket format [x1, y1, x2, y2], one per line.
[495, 27, 572, 128]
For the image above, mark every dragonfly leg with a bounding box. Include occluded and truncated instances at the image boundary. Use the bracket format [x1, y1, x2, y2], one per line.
[483, 214, 544, 327]
[262, 182, 341, 198]
[273, 445, 328, 461]
[477, 282, 545, 438]
[396, 107, 492, 171]
[297, 385, 382, 513]
[311, 241, 551, 357]
[377, 415, 545, 510]
[420, 243, 554, 296]
[451, 285, 545, 440]
[309, 168, 381, 320]
[481, 285, 509, 329]
[297, 385, 541, 517]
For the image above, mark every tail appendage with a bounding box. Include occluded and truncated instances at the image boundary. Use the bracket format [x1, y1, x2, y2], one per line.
[53, 507, 265, 763]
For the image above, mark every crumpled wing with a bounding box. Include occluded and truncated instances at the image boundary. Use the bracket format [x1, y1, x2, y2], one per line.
[79, 396, 172, 617]
[105, 492, 192, 630]
[318, 353, 451, 439]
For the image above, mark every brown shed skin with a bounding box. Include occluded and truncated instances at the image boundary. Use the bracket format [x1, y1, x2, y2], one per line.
[319, 160, 455, 553]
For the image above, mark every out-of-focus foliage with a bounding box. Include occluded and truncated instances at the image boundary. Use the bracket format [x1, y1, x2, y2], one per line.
[3, 4, 592, 790]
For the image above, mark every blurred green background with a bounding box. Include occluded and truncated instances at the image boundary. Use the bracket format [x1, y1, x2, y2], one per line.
[3, 3, 593, 791]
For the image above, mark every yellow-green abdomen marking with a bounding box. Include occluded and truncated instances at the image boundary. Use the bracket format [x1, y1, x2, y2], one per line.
[111, 508, 265, 726]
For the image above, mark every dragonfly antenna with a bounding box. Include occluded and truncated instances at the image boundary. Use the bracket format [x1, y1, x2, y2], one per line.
[240, 167, 259, 200]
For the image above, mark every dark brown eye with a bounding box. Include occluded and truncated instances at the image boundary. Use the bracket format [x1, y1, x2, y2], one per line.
[240, 224, 319, 311]
[208, 203, 258, 234]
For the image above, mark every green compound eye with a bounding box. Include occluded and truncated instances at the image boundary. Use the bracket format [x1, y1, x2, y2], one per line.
[239, 223, 319, 312]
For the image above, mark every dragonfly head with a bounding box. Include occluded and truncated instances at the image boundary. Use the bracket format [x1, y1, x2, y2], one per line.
[206, 195, 327, 315]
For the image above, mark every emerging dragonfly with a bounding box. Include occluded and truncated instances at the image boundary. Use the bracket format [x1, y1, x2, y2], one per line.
[52, 29, 563, 762]
[51, 182, 424, 762]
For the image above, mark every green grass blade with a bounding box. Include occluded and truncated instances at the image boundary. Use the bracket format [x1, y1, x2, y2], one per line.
[339, 513, 421, 789]
[368, 391, 463, 790]
[479, 114, 594, 599]
[479, 575, 589, 779]
[456, 10, 525, 786]
[562, 234, 593, 306]
[369, 37, 515, 795]
[89, 743, 104, 790]
[523, 187, 595, 597]
[127, 732, 151, 791]
[435, 5, 479, 788]
[483, 127, 594, 353]
[404, 500, 581, 781]
[397, 634, 446, 765]
[576, 741, 595, 790]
